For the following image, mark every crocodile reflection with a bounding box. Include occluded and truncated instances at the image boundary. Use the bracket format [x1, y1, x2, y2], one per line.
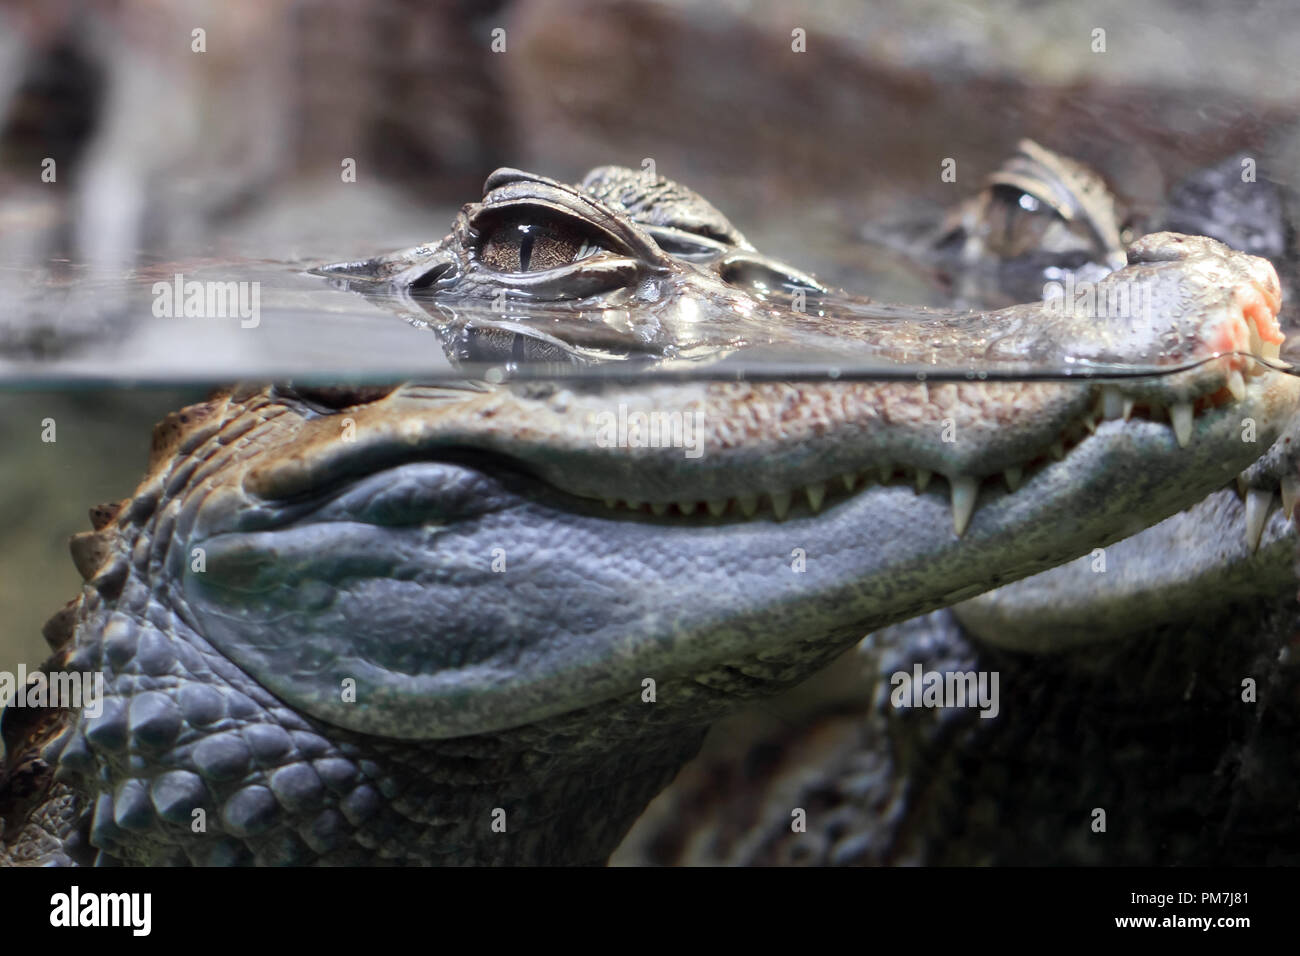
[941, 140, 1126, 261]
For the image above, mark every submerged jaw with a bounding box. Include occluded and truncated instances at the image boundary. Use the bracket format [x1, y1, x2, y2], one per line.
[955, 402, 1300, 651]
[954, 481, 1299, 652]
[187, 366, 1298, 741]
[178, 210, 1300, 743]
[241, 337, 1294, 548]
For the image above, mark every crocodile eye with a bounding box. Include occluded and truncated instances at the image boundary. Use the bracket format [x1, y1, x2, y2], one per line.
[984, 187, 1060, 254]
[983, 185, 1094, 259]
[478, 216, 604, 273]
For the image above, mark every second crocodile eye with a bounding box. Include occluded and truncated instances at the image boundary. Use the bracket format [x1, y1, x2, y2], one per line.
[982, 185, 1095, 259]
[478, 217, 603, 273]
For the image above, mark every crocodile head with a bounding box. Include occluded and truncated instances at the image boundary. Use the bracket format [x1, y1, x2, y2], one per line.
[865, 139, 1135, 309]
[929, 147, 1300, 651]
[3, 165, 1296, 866]
[936, 138, 1130, 272]
[316, 164, 842, 370]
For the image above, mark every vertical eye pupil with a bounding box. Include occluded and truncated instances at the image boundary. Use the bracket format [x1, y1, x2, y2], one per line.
[518, 225, 535, 272]
[478, 216, 594, 273]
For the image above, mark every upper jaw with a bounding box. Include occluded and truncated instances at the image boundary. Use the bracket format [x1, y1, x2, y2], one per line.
[264, 232, 1299, 536]
[302, 165, 1298, 537]
[217, 345, 1297, 547]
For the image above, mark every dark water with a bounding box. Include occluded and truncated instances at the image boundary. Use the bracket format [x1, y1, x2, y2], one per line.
[0, 388, 203, 674]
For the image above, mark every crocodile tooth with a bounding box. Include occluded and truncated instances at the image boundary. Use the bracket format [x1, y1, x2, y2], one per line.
[737, 494, 759, 517]
[1122, 398, 1135, 420]
[1004, 467, 1022, 492]
[1249, 324, 1263, 355]
[949, 477, 978, 537]
[602, 498, 618, 509]
[915, 469, 932, 492]
[1082, 415, 1097, 434]
[706, 499, 728, 517]
[1282, 476, 1298, 521]
[1170, 402, 1194, 448]
[677, 500, 697, 515]
[1245, 488, 1272, 551]
[878, 464, 893, 483]
[1102, 387, 1125, 420]
[841, 472, 857, 492]
[650, 502, 669, 516]
[1236, 473, 1248, 498]
[625, 499, 642, 511]
[1226, 370, 1247, 401]
[805, 482, 826, 513]
[1262, 341, 1281, 360]
[769, 491, 792, 520]
[1050, 441, 1065, 460]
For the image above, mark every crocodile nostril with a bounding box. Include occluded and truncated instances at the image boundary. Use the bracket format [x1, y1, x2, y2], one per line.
[288, 384, 399, 409]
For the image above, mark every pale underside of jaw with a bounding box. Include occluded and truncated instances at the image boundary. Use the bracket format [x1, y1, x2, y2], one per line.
[591, 367, 1280, 537]
[955, 463, 1300, 652]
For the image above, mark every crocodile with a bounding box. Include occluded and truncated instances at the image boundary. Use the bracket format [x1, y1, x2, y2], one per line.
[1, 164, 1295, 866]
[616, 148, 1300, 865]
[938, 144, 1299, 651]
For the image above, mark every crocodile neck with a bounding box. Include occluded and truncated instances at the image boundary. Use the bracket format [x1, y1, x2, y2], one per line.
[50, 549, 868, 865]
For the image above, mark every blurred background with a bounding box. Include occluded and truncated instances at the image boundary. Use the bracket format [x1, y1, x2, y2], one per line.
[2, 0, 1299, 743]
[5, 0, 1300, 332]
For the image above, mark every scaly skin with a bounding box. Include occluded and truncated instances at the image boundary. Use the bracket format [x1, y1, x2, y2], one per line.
[953, 422, 1300, 650]
[616, 149, 1300, 865]
[1, 166, 1294, 865]
[950, 149, 1300, 650]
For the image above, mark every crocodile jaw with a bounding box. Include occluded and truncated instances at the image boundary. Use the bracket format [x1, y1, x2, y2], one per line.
[177, 369, 1298, 739]
[955, 408, 1300, 651]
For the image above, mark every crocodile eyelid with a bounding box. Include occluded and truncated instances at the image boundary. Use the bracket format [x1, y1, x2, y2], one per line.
[469, 197, 630, 253]
[481, 166, 569, 193]
[477, 180, 673, 268]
